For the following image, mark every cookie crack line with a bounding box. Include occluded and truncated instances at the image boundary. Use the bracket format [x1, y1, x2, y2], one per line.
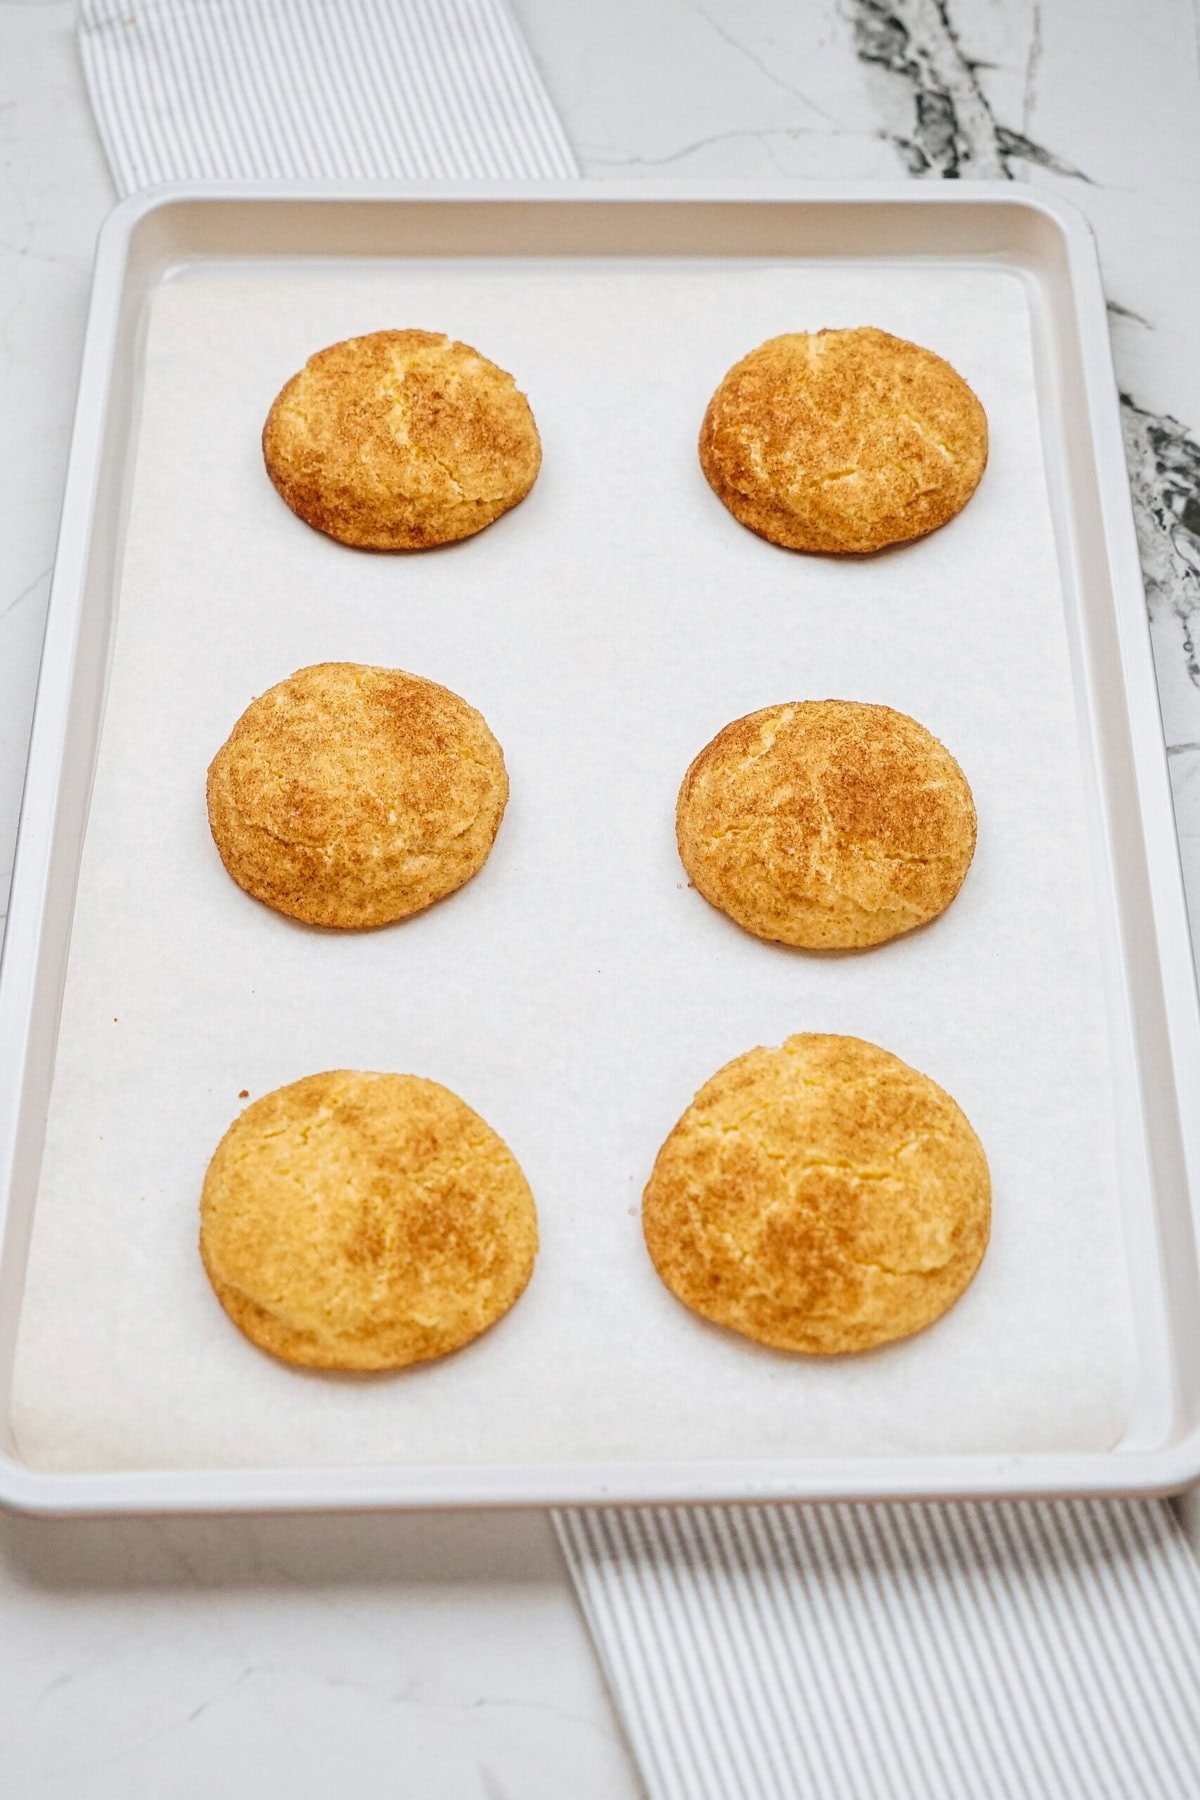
[735, 884, 934, 928]
[384, 362, 528, 506]
[677, 1212, 963, 1296]
[224, 801, 481, 860]
[400, 422, 467, 501]
[688, 1132, 936, 1189]
[695, 824, 959, 874]
[900, 413, 957, 463]
[721, 1241, 962, 1302]
[736, 706, 797, 775]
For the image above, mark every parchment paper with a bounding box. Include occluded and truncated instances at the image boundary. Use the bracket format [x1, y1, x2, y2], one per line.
[11, 261, 1135, 1471]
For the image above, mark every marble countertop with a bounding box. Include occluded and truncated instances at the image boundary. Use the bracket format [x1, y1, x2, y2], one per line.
[1, 1, 1198, 1793]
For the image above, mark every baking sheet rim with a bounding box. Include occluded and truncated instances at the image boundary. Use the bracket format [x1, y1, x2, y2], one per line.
[1, 181, 1197, 1511]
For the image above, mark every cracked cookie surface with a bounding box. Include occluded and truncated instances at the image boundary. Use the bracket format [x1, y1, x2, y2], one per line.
[262, 329, 541, 549]
[201, 1070, 538, 1370]
[207, 662, 508, 929]
[699, 327, 987, 553]
[642, 1033, 990, 1355]
[676, 699, 976, 949]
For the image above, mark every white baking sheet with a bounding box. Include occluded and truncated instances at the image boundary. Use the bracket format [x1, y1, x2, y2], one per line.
[11, 260, 1135, 1472]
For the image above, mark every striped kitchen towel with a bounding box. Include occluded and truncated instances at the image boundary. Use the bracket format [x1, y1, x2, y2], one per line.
[555, 1500, 1200, 1799]
[76, 8, 1200, 1799]
[78, 0, 576, 194]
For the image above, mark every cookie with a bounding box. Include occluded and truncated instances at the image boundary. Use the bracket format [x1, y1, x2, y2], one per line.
[676, 700, 976, 949]
[699, 327, 987, 553]
[200, 1070, 538, 1371]
[642, 1033, 990, 1355]
[262, 329, 541, 549]
[207, 662, 508, 929]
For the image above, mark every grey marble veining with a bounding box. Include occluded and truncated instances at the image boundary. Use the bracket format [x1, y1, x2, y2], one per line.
[848, 0, 1081, 178]
[843, 0, 1200, 705]
[1122, 395, 1200, 684]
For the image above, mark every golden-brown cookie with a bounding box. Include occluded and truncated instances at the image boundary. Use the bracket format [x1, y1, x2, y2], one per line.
[263, 329, 541, 549]
[200, 1070, 539, 1371]
[207, 662, 508, 929]
[642, 1033, 990, 1355]
[699, 327, 987, 553]
[676, 700, 976, 949]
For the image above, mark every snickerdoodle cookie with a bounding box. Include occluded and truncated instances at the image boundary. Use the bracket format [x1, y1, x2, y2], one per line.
[699, 327, 987, 553]
[200, 1070, 538, 1371]
[676, 700, 976, 949]
[263, 329, 541, 548]
[207, 662, 508, 928]
[642, 1033, 990, 1355]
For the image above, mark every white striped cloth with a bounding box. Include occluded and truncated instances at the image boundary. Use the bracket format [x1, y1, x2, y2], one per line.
[78, 0, 576, 194]
[75, 8, 1200, 1797]
[556, 1501, 1200, 1798]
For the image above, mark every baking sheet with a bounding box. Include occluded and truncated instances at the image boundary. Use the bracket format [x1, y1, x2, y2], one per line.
[10, 260, 1135, 1472]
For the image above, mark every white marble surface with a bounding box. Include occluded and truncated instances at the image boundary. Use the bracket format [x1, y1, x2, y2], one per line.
[1, 0, 1199, 1792]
